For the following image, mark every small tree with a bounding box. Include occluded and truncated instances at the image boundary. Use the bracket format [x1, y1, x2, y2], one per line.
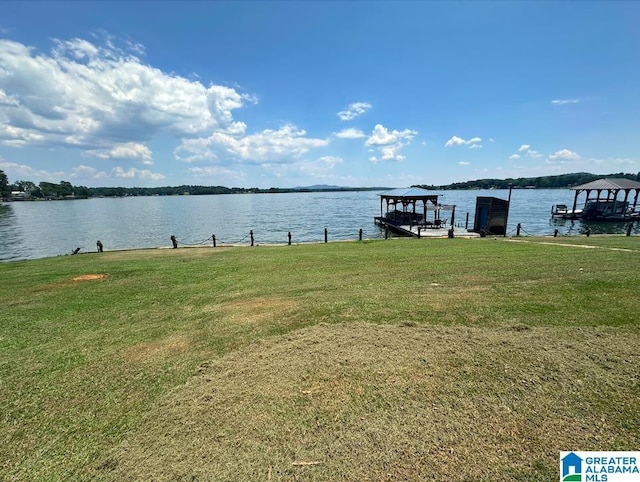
[0, 170, 10, 200]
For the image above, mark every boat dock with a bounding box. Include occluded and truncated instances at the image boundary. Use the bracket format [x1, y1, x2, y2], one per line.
[374, 217, 479, 238]
[374, 187, 480, 238]
[551, 178, 640, 222]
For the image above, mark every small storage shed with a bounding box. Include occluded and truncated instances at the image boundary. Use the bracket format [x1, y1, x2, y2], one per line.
[473, 196, 509, 235]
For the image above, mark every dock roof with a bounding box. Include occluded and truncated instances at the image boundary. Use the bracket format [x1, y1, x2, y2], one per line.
[379, 187, 440, 199]
[571, 178, 640, 191]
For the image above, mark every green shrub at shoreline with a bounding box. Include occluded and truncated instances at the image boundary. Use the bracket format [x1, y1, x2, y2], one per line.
[1, 237, 639, 480]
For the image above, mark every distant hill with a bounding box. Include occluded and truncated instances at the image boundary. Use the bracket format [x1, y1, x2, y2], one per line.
[415, 172, 640, 191]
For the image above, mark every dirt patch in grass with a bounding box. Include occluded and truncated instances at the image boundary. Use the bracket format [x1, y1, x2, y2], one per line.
[73, 274, 108, 281]
[221, 297, 299, 325]
[120, 334, 191, 363]
[98, 323, 640, 481]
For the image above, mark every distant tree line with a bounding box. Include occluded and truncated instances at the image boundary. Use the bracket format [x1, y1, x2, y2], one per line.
[0, 171, 383, 201]
[2, 169, 640, 202]
[415, 172, 640, 191]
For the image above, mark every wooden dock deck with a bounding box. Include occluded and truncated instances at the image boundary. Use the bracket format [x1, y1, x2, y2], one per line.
[375, 217, 479, 238]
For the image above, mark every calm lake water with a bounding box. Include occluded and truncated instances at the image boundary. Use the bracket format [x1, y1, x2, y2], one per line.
[1, 189, 638, 262]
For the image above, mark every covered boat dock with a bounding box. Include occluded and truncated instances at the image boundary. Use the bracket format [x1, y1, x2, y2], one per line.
[374, 187, 469, 237]
[552, 178, 640, 221]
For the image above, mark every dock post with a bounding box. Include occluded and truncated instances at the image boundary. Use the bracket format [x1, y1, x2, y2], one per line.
[212, 234, 216, 247]
[324, 228, 328, 243]
[554, 229, 558, 238]
[516, 223, 521, 236]
[627, 223, 633, 237]
[250, 230, 254, 246]
[288, 232, 292, 245]
[385, 227, 388, 239]
[359, 228, 363, 241]
[465, 212, 469, 230]
[417, 227, 421, 238]
[585, 227, 591, 237]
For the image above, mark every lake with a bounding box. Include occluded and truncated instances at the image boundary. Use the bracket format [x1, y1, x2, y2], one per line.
[1, 189, 637, 262]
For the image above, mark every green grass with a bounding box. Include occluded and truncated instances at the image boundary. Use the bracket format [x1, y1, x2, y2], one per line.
[1, 237, 639, 480]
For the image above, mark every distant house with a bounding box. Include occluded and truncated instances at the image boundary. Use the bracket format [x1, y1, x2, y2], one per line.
[10, 191, 30, 201]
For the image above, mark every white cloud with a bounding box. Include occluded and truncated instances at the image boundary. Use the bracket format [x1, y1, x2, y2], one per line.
[175, 123, 329, 164]
[337, 102, 371, 121]
[261, 156, 344, 180]
[0, 160, 65, 181]
[551, 99, 580, 105]
[83, 142, 153, 164]
[335, 128, 366, 139]
[365, 124, 417, 162]
[458, 161, 470, 166]
[468, 143, 483, 150]
[445, 135, 482, 147]
[110, 166, 165, 180]
[548, 149, 580, 162]
[445, 136, 465, 147]
[0, 37, 254, 156]
[189, 166, 247, 181]
[513, 145, 543, 159]
[70, 164, 108, 180]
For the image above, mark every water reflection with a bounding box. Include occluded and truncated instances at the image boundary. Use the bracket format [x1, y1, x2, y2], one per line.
[0, 203, 24, 261]
[550, 217, 640, 236]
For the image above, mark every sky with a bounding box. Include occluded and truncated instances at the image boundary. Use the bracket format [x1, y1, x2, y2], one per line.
[1, 1, 640, 189]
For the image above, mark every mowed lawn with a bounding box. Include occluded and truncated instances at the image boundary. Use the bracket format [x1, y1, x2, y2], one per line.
[1, 237, 639, 481]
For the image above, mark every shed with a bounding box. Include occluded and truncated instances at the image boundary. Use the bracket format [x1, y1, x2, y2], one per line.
[473, 196, 509, 235]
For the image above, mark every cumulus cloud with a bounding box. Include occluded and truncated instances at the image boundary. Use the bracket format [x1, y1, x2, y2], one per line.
[337, 102, 371, 121]
[0, 37, 254, 155]
[365, 124, 417, 162]
[188, 166, 247, 181]
[175, 123, 330, 164]
[551, 99, 580, 105]
[83, 142, 153, 164]
[458, 161, 470, 166]
[548, 149, 580, 162]
[110, 166, 165, 180]
[0, 160, 65, 181]
[261, 155, 344, 180]
[335, 128, 366, 139]
[445, 135, 482, 147]
[514, 145, 542, 159]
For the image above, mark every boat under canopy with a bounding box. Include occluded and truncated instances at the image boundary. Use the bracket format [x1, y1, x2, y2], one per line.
[374, 187, 458, 237]
[551, 178, 640, 221]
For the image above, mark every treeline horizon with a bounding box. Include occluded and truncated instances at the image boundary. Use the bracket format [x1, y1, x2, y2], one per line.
[415, 171, 640, 191]
[2, 170, 640, 201]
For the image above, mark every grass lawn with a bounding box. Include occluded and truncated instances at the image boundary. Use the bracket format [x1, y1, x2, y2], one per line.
[1, 236, 639, 480]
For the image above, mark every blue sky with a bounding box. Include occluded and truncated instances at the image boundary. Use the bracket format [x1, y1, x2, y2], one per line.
[1, 1, 639, 188]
